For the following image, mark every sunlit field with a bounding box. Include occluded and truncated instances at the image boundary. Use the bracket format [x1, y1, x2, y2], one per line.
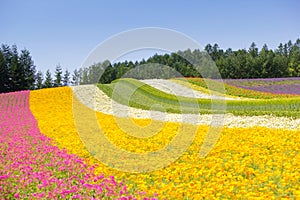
[2, 0, 300, 199]
[1, 78, 300, 199]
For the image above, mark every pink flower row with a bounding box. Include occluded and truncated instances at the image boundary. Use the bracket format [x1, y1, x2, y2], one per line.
[0, 91, 158, 200]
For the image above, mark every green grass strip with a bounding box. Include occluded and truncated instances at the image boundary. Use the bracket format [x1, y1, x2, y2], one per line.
[97, 78, 300, 118]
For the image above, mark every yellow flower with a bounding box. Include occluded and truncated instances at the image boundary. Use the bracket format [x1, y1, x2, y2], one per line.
[29, 87, 300, 199]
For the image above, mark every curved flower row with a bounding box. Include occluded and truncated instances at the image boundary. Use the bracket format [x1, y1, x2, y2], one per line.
[184, 78, 299, 99]
[72, 85, 300, 130]
[29, 87, 300, 199]
[140, 79, 236, 100]
[224, 77, 300, 95]
[0, 90, 157, 199]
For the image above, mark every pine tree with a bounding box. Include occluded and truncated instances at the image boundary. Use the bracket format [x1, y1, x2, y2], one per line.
[0, 45, 11, 93]
[62, 69, 70, 86]
[54, 64, 63, 87]
[249, 42, 258, 57]
[43, 70, 53, 88]
[35, 71, 43, 89]
[71, 69, 80, 85]
[276, 43, 284, 55]
[19, 49, 36, 90]
[0, 51, 8, 93]
[81, 68, 89, 84]
[9, 45, 24, 91]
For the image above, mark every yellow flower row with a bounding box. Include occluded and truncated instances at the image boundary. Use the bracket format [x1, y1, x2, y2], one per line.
[29, 87, 300, 199]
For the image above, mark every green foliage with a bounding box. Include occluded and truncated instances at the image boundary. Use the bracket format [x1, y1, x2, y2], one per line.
[1, 38, 299, 92]
[54, 65, 63, 87]
[43, 70, 53, 88]
[9, 45, 23, 91]
[0, 44, 36, 93]
[98, 78, 204, 114]
[75, 61, 116, 85]
[35, 71, 43, 89]
[98, 78, 300, 118]
[72, 38, 300, 84]
[71, 69, 80, 86]
[0, 51, 8, 93]
[63, 69, 71, 86]
[19, 49, 36, 90]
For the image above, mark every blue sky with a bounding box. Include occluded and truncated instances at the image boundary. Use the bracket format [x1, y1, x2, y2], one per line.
[1, 0, 299, 73]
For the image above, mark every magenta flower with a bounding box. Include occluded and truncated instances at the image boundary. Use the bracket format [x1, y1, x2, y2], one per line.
[0, 91, 157, 199]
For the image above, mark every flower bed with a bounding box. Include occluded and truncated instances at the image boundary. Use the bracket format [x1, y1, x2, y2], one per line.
[0, 90, 157, 199]
[29, 87, 300, 199]
[223, 77, 300, 95]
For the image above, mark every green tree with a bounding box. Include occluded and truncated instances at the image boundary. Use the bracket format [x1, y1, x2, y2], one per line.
[9, 45, 24, 91]
[258, 44, 270, 77]
[287, 40, 293, 54]
[43, 70, 53, 88]
[89, 63, 102, 84]
[211, 43, 220, 61]
[248, 42, 258, 58]
[74, 39, 300, 81]
[1, 44, 12, 92]
[287, 39, 300, 76]
[276, 43, 284, 55]
[0, 44, 38, 92]
[71, 69, 80, 85]
[54, 64, 63, 87]
[234, 49, 248, 78]
[35, 71, 43, 89]
[204, 44, 213, 55]
[99, 60, 115, 83]
[80, 68, 89, 84]
[0, 51, 8, 93]
[19, 49, 36, 90]
[283, 43, 288, 55]
[225, 48, 233, 57]
[63, 69, 70, 86]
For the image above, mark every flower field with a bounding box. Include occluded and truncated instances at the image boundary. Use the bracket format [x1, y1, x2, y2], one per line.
[223, 77, 300, 95]
[181, 78, 300, 99]
[1, 78, 300, 199]
[0, 90, 157, 199]
[99, 78, 300, 117]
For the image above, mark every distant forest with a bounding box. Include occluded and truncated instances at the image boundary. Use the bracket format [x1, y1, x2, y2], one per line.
[0, 38, 299, 93]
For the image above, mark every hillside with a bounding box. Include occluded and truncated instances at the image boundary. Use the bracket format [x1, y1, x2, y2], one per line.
[1, 78, 300, 199]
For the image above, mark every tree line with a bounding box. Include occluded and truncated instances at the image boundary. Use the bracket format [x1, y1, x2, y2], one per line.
[0, 44, 75, 93]
[207, 39, 300, 78]
[0, 44, 36, 93]
[1, 39, 299, 93]
[77, 38, 300, 83]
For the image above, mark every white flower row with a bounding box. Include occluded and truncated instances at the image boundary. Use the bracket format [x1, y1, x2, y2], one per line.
[140, 79, 237, 100]
[71, 85, 300, 130]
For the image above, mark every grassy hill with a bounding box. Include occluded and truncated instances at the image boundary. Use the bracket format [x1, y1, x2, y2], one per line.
[98, 78, 300, 118]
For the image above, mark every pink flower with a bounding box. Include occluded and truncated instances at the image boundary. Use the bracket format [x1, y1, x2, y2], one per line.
[72, 194, 80, 198]
[0, 175, 9, 180]
[14, 193, 20, 198]
[0, 90, 158, 200]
